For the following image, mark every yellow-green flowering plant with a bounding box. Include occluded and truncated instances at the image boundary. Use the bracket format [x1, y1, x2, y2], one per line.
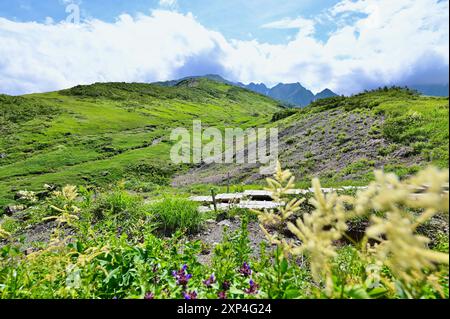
[258, 162, 449, 298]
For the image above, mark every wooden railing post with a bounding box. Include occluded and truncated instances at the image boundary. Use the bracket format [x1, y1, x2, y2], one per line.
[211, 188, 218, 214]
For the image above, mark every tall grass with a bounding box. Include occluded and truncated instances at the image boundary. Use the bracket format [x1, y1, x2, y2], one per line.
[148, 197, 202, 235]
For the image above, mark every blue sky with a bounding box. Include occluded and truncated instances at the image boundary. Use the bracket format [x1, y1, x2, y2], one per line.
[0, 0, 448, 95]
[0, 0, 341, 43]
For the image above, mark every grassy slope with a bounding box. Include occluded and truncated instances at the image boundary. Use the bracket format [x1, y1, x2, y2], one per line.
[280, 87, 449, 180]
[0, 79, 282, 207]
[172, 87, 448, 188]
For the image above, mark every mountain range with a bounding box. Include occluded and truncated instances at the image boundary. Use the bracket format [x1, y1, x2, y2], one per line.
[154, 74, 449, 107]
[409, 84, 449, 97]
[154, 74, 338, 107]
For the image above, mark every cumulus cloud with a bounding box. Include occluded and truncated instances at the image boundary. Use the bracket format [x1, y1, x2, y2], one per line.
[0, 0, 448, 95]
[261, 17, 316, 37]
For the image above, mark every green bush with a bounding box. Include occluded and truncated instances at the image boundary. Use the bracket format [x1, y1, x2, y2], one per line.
[412, 141, 431, 155]
[336, 133, 350, 145]
[304, 151, 314, 159]
[382, 112, 425, 143]
[148, 197, 202, 235]
[0, 216, 21, 236]
[377, 144, 398, 156]
[340, 159, 375, 176]
[271, 109, 298, 122]
[86, 187, 149, 240]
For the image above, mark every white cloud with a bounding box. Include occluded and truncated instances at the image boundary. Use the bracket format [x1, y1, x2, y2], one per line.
[0, 0, 448, 96]
[261, 17, 316, 37]
[44, 17, 55, 25]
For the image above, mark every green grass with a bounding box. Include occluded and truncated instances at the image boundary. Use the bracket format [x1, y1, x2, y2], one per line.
[378, 97, 449, 166]
[305, 87, 449, 167]
[0, 79, 282, 207]
[148, 197, 202, 235]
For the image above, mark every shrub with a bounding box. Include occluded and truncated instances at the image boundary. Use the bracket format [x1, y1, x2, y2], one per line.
[148, 197, 201, 235]
[382, 111, 426, 144]
[340, 159, 375, 176]
[412, 141, 431, 155]
[90, 188, 143, 219]
[377, 144, 398, 156]
[125, 162, 176, 186]
[336, 133, 350, 145]
[369, 124, 381, 137]
[271, 109, 298, 122]
[86, 186, 149, 240]
[0, 217, 20, 238]
[304, 151, 314, 159]
[285, 138, 296, 145]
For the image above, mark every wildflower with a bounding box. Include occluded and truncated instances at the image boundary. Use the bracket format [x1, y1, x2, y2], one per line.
[53, 185, 78, 202]
[222, 280, 231, 291]
[239, 262, 252, 277]
[183, 291, 198, 300]
[285, 177, 349, 295]
[144, 292, 154, 300]
[203, 274, 216, 288]
[366, 209, 449, 285]
[258, 161, 449, 298]
[218, 291, 227, 299]
[258, 161, 304, 229]
[15, 190, 38, 203]
[244, 280, 259, 295]
[172, 265, 192, 287]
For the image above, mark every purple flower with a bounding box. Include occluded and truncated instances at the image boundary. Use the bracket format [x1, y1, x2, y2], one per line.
[222, 280, 231, 291]
[183, 291, 198, 300]
[244, 280, 259, 295]
[144, 292, 154, 300]
[218, 291, 227, 299]
[239, 262, 252, 277]
[203, 274, 216, 288]
[173, 265, 192, 287]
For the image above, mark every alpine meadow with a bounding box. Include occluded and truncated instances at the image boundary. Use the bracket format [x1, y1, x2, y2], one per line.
[0, 0, 449, 302]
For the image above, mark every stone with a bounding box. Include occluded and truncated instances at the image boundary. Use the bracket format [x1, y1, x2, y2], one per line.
[4, 205, 26, 216]
[217, 220, 232, 227]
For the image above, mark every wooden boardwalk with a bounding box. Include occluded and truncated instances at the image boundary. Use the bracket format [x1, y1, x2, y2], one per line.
[190, 186, 369, 212]
[190, 184, 448, 212]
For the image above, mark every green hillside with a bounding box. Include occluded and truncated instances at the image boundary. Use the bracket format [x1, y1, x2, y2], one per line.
[1, 83, 448, 208]
[174, 87, 449, 187]
[0, 79, 282, 208]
